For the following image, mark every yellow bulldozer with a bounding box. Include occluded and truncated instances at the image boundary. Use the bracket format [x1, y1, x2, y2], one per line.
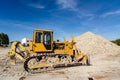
[7, 29, 90, 73]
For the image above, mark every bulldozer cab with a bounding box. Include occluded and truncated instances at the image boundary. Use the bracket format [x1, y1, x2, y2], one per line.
[30, 30, 53, 53]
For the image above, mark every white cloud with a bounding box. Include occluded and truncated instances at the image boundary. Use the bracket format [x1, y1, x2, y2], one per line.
[101, 10, 120, 17]
[0, 20, 35, 30]
[19, 0, 45, 9]
[112, 24, 120, 28]
[57, 0, 96, 21]
[57, 0, 77, 11]
[28, 3, 45, 9]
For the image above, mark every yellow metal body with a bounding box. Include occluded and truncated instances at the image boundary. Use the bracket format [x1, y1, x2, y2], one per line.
[29, 30, 75, 55]
[7, 41, 29, 62]
[29, 29, 87, 64]
[8, 29, 88, 66]
[30, 30, 53, 53]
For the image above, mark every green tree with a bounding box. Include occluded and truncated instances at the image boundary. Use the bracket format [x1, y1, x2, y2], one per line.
[111, 39, 120, 46]
[0, 32, 9, 46]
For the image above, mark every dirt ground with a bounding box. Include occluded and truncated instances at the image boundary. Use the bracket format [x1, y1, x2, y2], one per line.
[0, 47, 120, 80]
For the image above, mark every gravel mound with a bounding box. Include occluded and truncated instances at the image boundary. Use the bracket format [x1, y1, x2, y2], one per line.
[75, 32, 120, 55]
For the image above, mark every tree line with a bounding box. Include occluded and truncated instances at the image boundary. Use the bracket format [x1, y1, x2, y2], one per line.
[0, 33, 9, 46]
[111, 39, 120, 46]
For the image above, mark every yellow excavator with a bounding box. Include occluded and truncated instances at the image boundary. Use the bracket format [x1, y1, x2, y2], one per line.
[7, 29, 90, 73]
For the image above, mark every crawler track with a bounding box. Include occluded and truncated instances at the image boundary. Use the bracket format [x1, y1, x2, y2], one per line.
[24, 53, 88, 73]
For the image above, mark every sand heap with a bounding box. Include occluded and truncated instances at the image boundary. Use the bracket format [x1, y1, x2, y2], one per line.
[75, 32, 120, 55]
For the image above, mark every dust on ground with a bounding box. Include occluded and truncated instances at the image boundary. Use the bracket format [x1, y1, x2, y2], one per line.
[0, 32, 120, 80]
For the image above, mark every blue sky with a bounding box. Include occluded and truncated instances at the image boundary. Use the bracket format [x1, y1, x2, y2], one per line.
[0, 0, 120, 41]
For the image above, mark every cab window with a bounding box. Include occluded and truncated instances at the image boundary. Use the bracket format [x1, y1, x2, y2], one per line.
[35, 32, 42, 43]
[44, 32, 51, 45]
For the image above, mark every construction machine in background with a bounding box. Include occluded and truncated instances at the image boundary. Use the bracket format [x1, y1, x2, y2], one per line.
[7, 29, 90, 73]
